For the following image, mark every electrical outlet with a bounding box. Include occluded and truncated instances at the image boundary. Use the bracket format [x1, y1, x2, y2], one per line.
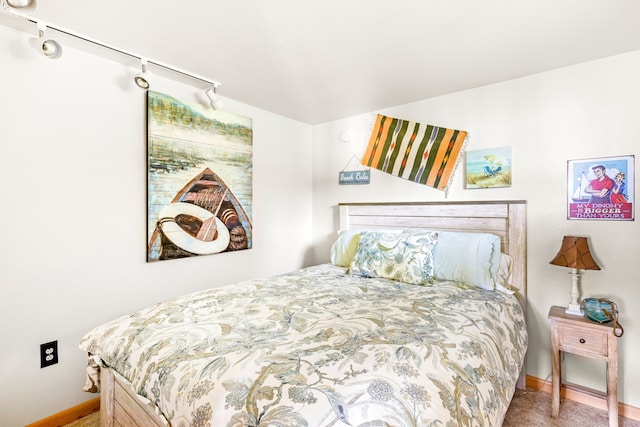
[40, 340, 58, 368]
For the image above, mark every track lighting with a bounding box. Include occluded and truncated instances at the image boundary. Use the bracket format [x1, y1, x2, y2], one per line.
[5, 7, 222, 93]
[37, 23, 62, 59]
[134, 58, 151, 89]
[205, 85, 224, 110]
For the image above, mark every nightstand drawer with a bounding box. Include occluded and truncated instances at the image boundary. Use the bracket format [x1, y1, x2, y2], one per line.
[557, 324, 608, 357]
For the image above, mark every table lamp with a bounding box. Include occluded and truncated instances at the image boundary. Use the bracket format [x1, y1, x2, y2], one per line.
[549, 236, 600, 315]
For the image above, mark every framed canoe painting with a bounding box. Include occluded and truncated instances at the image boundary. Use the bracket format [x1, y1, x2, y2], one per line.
[146, 91, 253, 262]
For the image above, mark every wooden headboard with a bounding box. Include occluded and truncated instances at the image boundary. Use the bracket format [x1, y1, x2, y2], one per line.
[338, 200, 527, 310]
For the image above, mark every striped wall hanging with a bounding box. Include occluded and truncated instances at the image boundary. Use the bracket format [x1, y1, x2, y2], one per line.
[362, 114, 468, 191]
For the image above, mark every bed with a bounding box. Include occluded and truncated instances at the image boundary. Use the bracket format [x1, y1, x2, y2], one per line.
[80, 200, 527, 427]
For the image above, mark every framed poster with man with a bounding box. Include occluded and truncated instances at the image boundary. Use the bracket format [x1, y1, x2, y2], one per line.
[567, 155, 634, 221]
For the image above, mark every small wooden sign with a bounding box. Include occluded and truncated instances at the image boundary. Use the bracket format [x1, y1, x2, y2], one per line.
[339, 170, 370, 185]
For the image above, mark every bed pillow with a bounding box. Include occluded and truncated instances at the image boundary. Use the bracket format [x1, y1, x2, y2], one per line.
[493, 253, 514, 294]
[429, 230, 502, 290]
[330, 228, 403, 267]
[329, 229, 363, 267]
[348, 230, 438, 285]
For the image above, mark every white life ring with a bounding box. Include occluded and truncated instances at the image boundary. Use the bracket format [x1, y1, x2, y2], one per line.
[157, 202, 230, 255]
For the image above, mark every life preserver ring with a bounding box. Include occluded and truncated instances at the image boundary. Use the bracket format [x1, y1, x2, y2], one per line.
[157, 202, 230, 255]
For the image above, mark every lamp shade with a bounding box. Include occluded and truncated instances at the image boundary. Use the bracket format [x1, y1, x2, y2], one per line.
[549, 236, 600, 270]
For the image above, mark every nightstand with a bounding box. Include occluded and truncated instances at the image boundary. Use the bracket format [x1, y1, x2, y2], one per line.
[548, 305, 619, 427]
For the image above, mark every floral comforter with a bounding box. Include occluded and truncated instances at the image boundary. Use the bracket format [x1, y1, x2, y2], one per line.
[80, 264, 527, 427]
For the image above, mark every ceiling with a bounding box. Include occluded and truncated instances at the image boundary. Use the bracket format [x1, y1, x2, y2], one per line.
[3, 0, 640, 124]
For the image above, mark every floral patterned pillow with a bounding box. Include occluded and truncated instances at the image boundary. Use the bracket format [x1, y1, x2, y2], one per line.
[348, 230, 438, 285]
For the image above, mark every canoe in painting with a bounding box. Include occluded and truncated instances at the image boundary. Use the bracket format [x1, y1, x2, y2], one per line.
[148, 167, 252, 261]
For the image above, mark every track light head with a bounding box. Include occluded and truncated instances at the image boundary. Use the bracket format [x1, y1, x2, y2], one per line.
[41, 38, 62, 59]
[35, 23, 62, 59]
[6, 0, 37, 10]
[205, 85, 223, 110]
[134, 58, 151, 89]
[134, 73, 150, 89]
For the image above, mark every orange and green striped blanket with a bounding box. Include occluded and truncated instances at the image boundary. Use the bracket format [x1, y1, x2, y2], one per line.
[362, 114, 467, 191]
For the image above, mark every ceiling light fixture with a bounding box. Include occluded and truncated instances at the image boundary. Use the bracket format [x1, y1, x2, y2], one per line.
[3, 7, 221, 93]
[37, 22, 62, 59]
[134, 58, 151, 89]
[205, 84, 224, 110]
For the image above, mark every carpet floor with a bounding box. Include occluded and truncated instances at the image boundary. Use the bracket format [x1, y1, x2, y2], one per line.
[503, 388, 640, 427]
[64, 412, 99, 427]
[66, 389, 640, 426]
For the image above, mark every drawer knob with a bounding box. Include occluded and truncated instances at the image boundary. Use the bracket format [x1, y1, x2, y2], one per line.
[579, 338, 586, 344]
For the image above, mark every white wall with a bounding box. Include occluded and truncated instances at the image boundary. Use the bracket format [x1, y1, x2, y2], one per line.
[311, 51, 640, 409]
[0, 24, 313, 426]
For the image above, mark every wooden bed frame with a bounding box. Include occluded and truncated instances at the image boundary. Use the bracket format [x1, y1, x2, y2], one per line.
[99, 200, 527, 426]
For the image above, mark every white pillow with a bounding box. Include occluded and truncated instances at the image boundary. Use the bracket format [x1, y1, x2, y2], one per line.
[430, 231, 501, 290]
